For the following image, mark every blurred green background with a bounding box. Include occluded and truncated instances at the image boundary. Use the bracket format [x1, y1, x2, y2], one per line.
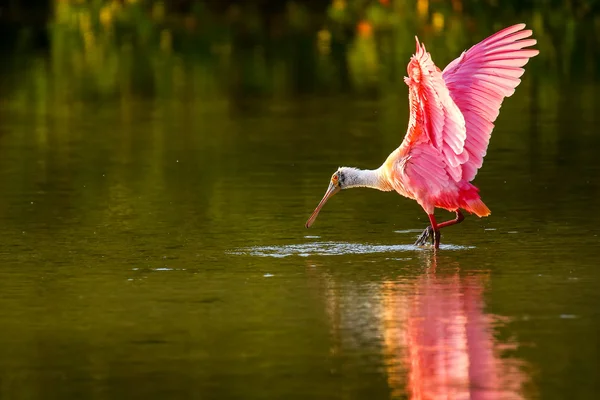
[1, 0, 598, 100]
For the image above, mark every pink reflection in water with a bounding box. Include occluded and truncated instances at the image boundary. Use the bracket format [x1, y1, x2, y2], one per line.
[382, 257, 527, 399]
[305, 254, 529, 399]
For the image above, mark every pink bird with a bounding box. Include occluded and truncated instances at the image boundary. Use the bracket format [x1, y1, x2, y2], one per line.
[305, 24, 539, 249]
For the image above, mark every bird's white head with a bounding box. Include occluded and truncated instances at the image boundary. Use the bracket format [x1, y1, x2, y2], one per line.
[305, 167, 381, 228]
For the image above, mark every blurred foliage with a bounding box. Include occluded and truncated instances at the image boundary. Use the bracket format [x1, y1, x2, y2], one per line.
[2, 0, 599, 99]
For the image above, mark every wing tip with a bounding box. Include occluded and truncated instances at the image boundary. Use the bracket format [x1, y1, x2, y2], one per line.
[414, 35, 430, 57]
[506, 23, 527, 33]
[483, 23, 532, 46]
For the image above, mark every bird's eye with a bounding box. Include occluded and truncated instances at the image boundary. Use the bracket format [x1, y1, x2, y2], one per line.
[331, 174, 339, 184]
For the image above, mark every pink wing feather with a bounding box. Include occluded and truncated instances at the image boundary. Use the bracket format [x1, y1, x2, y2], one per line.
[442, 23, 539, 181]
[401, 38, 468, 183]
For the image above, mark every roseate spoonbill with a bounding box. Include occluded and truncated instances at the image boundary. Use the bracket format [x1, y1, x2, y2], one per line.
[305, 24, 538, 249]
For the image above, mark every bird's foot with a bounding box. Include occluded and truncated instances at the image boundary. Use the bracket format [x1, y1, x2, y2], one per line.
[414, 226, 434, 246]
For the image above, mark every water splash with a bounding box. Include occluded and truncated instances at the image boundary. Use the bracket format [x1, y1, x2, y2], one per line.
[230, 241, 472, 258]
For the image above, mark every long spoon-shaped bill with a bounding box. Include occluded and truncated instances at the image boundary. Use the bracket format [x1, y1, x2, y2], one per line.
[305, 183, 340, 228]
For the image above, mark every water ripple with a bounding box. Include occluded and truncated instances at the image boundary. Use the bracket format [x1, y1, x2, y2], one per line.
[230, 241, 472, 258]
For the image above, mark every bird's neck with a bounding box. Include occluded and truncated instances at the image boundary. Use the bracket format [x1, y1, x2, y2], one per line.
[342, 167, 393, 191]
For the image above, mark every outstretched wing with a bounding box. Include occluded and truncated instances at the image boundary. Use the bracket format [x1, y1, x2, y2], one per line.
[400, 38, 468, 183]
[442, 24, 539, 182]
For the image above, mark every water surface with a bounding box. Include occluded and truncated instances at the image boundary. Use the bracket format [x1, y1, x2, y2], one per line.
[0, 59, 599, 399]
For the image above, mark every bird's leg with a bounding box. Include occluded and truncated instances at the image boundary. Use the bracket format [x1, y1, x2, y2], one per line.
[415, 214, 440, 248]
[414, 225, 434, 246]
[433, 228, 441, 249]
[437, 210, 465, 229]
[429, 214, 441, 249]
[414, 211, 464, 249]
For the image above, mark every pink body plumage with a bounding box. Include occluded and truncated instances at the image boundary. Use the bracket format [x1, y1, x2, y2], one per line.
[387, 23, 539, 217]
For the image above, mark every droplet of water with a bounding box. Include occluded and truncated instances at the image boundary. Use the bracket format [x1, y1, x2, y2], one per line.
[560, 314, 577, 319]
[394, 229, 424, 234]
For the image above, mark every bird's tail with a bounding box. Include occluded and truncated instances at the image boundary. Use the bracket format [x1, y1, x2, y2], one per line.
[460, 184, 491, 217]
[464, 198, 491, 217]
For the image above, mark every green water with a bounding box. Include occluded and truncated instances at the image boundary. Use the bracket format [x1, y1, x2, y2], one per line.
[0, 58, 599, 399]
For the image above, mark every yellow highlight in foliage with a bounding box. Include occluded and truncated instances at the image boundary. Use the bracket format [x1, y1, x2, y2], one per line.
[432, 12, 444, 32]
[317, 28, 332, 55]
[417, 0, 429, 19]
[111, 0, 122, 12]
[333, 0, 346, 11]
[83, 31, 95, 51]
[79, 11, 91, 32]
[152, 2, 165, 21]
[100, 6, 113, 28]
[160, 29, 172, 53]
